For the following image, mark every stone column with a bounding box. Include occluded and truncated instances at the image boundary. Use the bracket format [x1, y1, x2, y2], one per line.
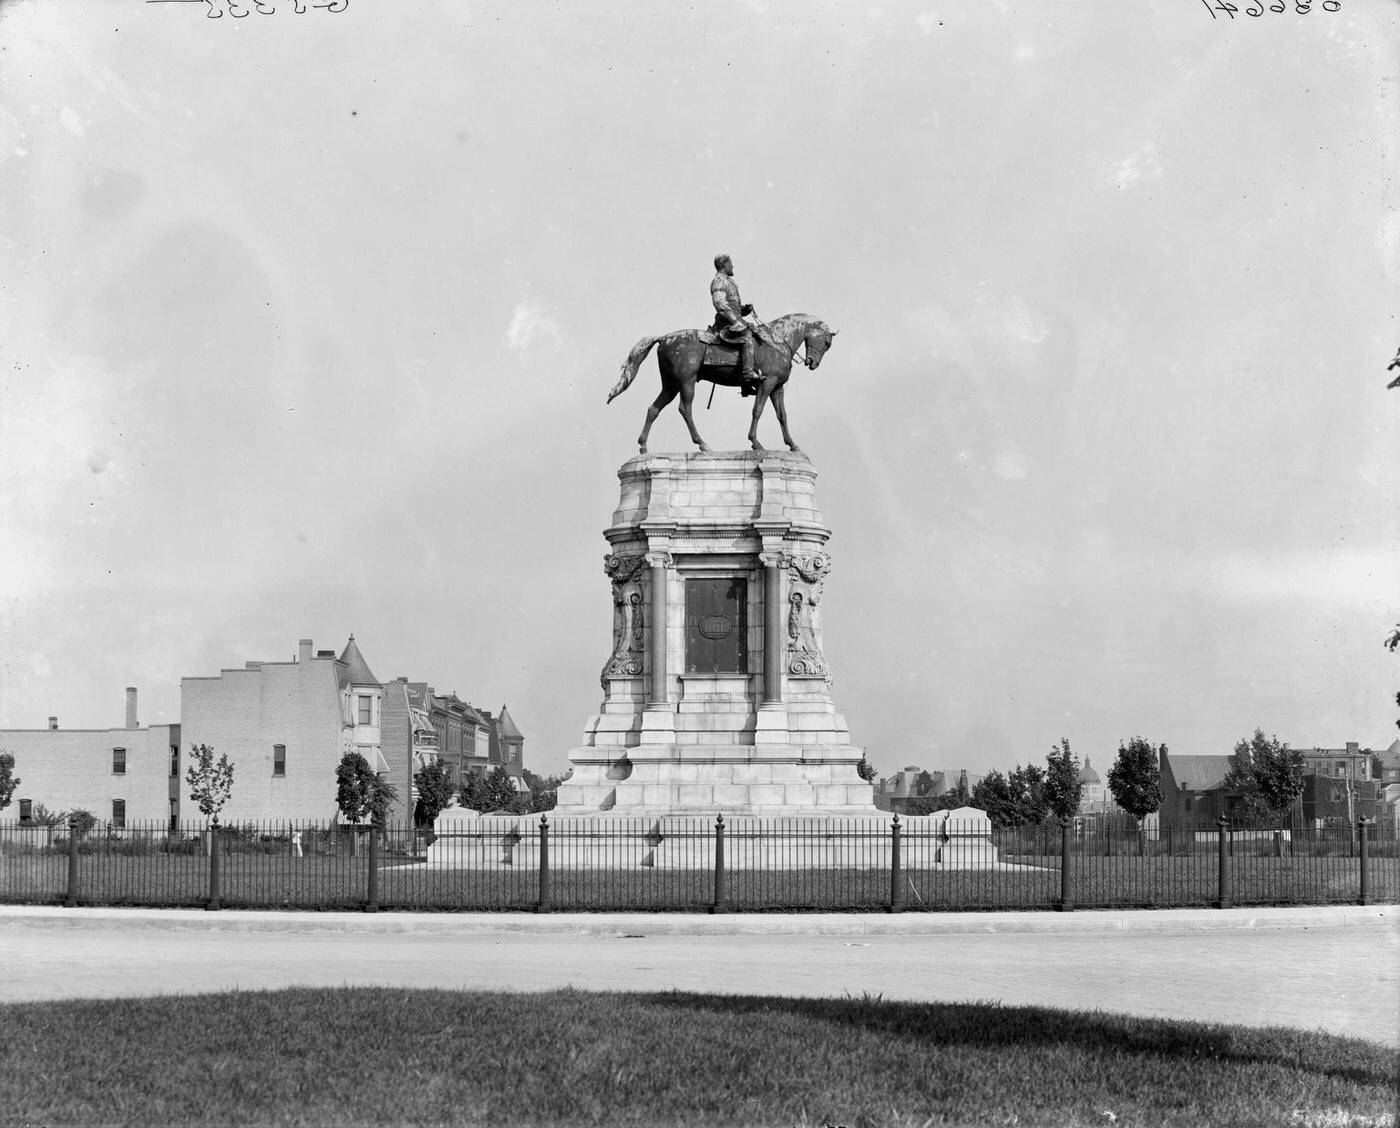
[761, 551, 785, 705]
[645, 550, 670, 707]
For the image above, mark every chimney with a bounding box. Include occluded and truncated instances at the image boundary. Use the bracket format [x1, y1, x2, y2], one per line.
[125, 687, 138, 729]
[298, 638, 313, 664]
[1346, 742, 1359, 755]
[48, 716, 58, 731]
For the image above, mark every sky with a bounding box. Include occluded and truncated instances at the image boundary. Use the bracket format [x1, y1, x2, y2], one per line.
[1, 0, 1397, 781]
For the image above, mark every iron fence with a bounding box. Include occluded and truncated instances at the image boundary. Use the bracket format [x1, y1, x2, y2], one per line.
[0, 815, 1393, 913]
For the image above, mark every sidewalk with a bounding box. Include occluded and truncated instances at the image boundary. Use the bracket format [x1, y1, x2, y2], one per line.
[4, 904, 1396, 1046]
[1, 901, 1393, 936]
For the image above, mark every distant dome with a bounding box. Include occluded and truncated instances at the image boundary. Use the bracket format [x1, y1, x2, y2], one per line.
[1078, 757, 1101, 783]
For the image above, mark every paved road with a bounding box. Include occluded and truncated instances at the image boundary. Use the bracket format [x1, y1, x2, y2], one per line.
[2, 905, 1396, 1046]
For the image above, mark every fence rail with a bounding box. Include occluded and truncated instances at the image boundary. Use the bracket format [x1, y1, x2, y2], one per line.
[0, 815, 1394, 914]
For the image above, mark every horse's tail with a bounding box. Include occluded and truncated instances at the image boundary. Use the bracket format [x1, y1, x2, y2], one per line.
[606, 335, 661, 403]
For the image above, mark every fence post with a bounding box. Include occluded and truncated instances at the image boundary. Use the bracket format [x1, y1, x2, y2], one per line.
[709, 813, 728, 914]
[1058, 819, 1073, 912]
[365, 826, 380, 913]
[889, 815, 905, 913]
[207, 822, 221, 912]
[1215, 815, 1231, 910]
[64, 817, 80, 907]
[1358, 817, 1371, 907]
[535, 814, 552, 913]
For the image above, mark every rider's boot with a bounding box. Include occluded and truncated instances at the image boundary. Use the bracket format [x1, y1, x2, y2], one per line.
[739, 337, 758, 397]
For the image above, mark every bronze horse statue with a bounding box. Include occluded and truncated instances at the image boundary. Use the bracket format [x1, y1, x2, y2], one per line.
[606, 313, 838, 454]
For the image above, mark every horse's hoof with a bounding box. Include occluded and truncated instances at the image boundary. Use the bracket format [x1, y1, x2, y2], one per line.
[788, 444, 802, 453]
[638, 444, 648, 455]
[751, 442, 766, 452]
[697, 443, 711, 453]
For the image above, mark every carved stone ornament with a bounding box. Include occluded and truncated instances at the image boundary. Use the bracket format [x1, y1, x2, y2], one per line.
[601, 554, 647, 684]
[785, 552, 831, 680]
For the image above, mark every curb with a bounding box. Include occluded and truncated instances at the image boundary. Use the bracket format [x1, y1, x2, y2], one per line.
[1, 903, 1393, 938]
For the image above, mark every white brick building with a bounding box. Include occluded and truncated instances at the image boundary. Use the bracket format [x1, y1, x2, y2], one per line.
[0, 688, 180, 828]
[180, 636, 387, 823]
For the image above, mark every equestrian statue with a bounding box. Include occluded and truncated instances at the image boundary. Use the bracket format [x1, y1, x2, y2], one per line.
[606, 253, 838, 454]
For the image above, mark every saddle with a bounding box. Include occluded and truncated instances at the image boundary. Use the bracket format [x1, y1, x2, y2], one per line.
[697, 320, 777, 369]
[697, 330, 742, 368]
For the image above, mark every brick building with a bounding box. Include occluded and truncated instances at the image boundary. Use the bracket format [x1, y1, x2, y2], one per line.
[381, 682, 529, 818]
[0, 688, 180, 829]
[180, 636, 386, 823]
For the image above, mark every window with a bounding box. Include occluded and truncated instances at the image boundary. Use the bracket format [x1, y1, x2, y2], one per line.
[170, 745, 179, 779]
[18, 799, 32, 824]
[168, 798, 178, 833]
[112, 799, 126, 829]
[1336, 761, 1347, 777]
[273, 744, 286, 777]
[358, 696, 374, 724]
[112, 747, 126, 775]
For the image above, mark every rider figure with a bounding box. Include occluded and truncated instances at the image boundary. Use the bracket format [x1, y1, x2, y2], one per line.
[711, 253, 761, 392]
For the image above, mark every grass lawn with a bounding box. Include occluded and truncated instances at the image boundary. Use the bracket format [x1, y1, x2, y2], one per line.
[0, 988, 1392, 1128]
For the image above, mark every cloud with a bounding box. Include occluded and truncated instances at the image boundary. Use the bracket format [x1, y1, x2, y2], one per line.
[1106, 141, 1163, 191]
[506, 299, 561, 360]
[1207, 548, 1397, 610]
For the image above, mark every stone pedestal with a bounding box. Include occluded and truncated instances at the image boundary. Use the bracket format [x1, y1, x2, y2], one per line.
[554, 451, 875, 816]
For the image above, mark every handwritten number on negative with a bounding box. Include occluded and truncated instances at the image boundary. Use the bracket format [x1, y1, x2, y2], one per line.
[1202, 0, 1340, 14]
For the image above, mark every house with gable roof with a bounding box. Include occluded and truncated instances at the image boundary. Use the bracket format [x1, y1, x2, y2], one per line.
[1158, 749, 1237, 831]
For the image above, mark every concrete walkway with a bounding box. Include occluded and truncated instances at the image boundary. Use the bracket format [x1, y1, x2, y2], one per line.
[3, 904, 1396, 1046]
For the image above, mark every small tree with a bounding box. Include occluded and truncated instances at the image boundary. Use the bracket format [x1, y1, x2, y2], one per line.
[855, 755, 878, 783]
[1223, 729, 1305, 829]
[29, 803, 65, 827]
[1108, 737, 1163, 854]
[68, 809, 96, 839]
[970, 770, 1018, 828]
[412, 761, 455, 828]
[1008, 763, 1048, 825]
[335, 752, 399, 833]
[185, 743, 235, 826]
[521, 768, 563, 814]
[0, 751, 18, 813]
[1043, 738, 1083, 822]
[461, 765, 518, 814]
[1107, 737, 1164, 826]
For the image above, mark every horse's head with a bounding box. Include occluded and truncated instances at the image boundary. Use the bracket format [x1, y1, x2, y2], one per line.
[802, 322, 838, 370]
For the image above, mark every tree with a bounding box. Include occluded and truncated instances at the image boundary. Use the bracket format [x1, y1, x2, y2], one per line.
[1043, 738, 1083, 822]
[185, 743, 235, 825]
[1387, 625, 1400, 731]
[855, 755, 878, 783]
[0, 751, 18, 812]
[1008, 763, 1048, 824]
[1223, 729, 1305, 828]
[521, 769, 563, 814]
[459, 765, 517, 813]
[412, 761, 455, 828]
[335, 752, 399, 829]
[1107, 737, 1164, 826]
[67, 809, 96, 839]
[970, 771, 1018, 828]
